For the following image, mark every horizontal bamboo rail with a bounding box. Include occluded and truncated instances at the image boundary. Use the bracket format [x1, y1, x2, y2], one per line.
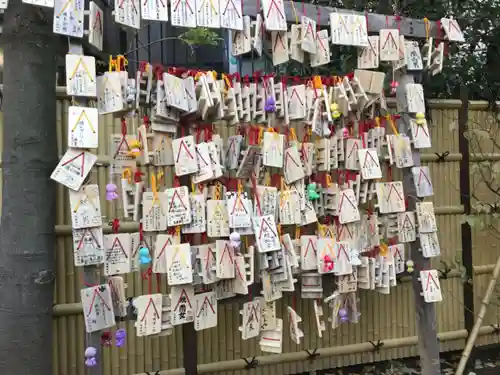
[53, 205, 465, 236]
[128, 325, 498, 375]
[51, 261, 495, 317]
[72, 153, 464, 166]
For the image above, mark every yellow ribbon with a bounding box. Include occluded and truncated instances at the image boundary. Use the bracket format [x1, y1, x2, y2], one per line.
[386, 115, 399, 136]
[375, 116, 381, 128]
[326, 174, 333, 187]
[156, 170, 164, 184]
[277, 224, 282, 237]
[222, 73, 231, 93]
[122, 168, 132, 184]
[312, 76, 323, 89]
[289, 128, 297, 141]
[318, 223, 325, 237]
[237, 181, 243, 195]
[214, 182, 222, 200]
[258, 126, 265, 144]
[264, 172, 271, 186]
[423, 17, 430, 41]
[379, 242, 389, 256]
[290, 0, 299, 24]
[194, 71, 204, 81]
[175, 226, 181, 239]
[295, 225, 300, 240]
[151, 174, 159, 204]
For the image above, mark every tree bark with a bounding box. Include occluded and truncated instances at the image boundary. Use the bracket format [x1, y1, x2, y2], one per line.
[0, 3, 57, 375]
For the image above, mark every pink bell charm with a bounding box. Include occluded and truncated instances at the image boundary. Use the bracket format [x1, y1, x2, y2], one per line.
[323, 255, 334, 272]
[390, 80, 399, 95]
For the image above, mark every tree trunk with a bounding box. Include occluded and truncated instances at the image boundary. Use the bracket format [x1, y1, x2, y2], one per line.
[0, 3, 57, 374]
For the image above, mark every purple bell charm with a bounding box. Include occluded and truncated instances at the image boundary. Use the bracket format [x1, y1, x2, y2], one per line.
[264, 97, 276, 113]
[338, 307, 349, 323]
[84, 347, 97, 367]
[106, 183, 119, 201]
[115, 328, 126, 347]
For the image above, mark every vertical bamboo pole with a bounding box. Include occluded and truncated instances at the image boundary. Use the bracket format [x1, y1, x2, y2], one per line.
[455, 256, 500, 375]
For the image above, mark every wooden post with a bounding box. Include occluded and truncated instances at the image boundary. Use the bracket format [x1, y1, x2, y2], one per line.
[182, 323, 198, 375]
[458, 87, 474, 365]
[396, 73, 441, 375]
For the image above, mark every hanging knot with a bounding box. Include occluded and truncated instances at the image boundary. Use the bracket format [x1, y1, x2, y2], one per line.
[134, 171, 144, 183]
[153, 64, 164, 80]
[138, 61, 148, 73]
[111, 219, 120, 233]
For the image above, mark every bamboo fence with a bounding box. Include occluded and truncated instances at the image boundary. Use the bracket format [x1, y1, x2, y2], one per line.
[2, 92, 500, 375]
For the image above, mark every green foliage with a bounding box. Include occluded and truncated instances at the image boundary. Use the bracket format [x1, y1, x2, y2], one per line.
[278, 0, 500, 100]
[179, 27, 222, 47]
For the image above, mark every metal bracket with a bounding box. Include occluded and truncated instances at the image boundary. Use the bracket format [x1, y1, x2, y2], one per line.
[434, 151, 450, 163]
[369, 340, 384, 353]
[242, 357, 258, 370]
[305, 348, 320, 362]
[438, 261, 451, 279]
[490, 324, 500, 334]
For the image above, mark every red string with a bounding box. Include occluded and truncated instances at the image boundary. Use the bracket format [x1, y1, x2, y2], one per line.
[196, 127, 201, 144]
[251, 175, 262, 216]
[292, 294, 297, 310]
[156, 274, 161, 293]
[148, 268, 152, 294]
[387, 166, 393, 181]
[316, 6, 320, 32]
[395, 15, 401, 32]
[139, 222, 144, 241]
[174, 176, 180, 187]
[302, 0, 305, 16]
[121, 118, 127, 136]
[436, 20, 441, 48]
[385, 15, 389, 28]
[82, 272, 99, 288]
[365, 10, 369, 32]
[360, 121, 366, 148]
